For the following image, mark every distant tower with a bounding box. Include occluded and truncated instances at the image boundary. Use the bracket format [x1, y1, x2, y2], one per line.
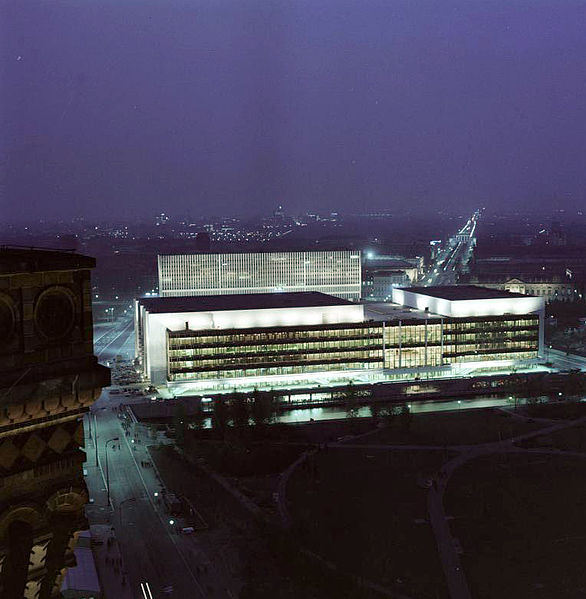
[273, 205, 285, 219]
[194, 232, 211, 252]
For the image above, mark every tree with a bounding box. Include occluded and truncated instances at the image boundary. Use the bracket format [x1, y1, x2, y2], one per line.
[149, 424, 158, 442]
[368, 402, 381, 420]
[344, 382, 360, 420]
[251, 390, 276, 428]
[525, 374, 545, 398]
[398, 403, 413, 432]
[563, 371, 586, 398]
[173, 401, 187, 448]
[378, 404, 399, 426]
[230, 395, 250, 429]
[212, 396, 229, 437]
[191, 400, 207, 431]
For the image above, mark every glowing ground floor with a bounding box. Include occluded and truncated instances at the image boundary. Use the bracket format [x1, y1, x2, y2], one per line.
[166, 359, 552, 399]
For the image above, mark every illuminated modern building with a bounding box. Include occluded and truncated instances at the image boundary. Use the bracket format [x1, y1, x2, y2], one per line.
[157, 250, 362, 301]
[136, 286, 544, 394]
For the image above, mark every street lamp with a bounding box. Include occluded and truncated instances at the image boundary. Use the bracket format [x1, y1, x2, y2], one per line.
[105, 437, 119, 507]
[91, 412, 99, 468]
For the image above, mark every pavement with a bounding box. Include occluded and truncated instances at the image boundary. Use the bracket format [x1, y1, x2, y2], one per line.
[85, 390, 238, 599]
[87, 523, 134, 599]
[545, 347, 586, 371]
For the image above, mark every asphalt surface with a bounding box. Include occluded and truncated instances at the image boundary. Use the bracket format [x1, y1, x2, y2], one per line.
[421, 213, 478, 287]
[94, 316, 136, 365]
[85, 390, 237, 599]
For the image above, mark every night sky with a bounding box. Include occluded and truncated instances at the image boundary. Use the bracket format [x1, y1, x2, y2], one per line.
[2, 1, 586, 221]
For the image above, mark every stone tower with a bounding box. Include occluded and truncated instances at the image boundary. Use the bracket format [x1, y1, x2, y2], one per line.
[0, 248, 109, 598]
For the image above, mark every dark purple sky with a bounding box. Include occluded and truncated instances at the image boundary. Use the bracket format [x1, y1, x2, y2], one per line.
[2, 0, 586, 221]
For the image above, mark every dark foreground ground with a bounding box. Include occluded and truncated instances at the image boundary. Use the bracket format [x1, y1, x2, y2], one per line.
[146, 401, 586, 599]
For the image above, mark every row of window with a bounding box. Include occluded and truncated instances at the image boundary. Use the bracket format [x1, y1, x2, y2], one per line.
[159, 253, 361, 292]
[169, 327, 380, 348]
[169, 350, 383, 371]
[169, 339, 382, 357]
[169, 360, 377, 380]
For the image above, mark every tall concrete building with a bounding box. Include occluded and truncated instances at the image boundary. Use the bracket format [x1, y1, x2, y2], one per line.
[0, 248, 109, 598]
[157, 250, 362, 301]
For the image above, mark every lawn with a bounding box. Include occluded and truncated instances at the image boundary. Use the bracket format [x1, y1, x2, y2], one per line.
[357, 408, 545, 446]
[151, 445, 394, 598]
[522, 399, 586, 420]
[287, 447, 448, 599]
[515, 420, 586, 452]
[445, 453, 586, 599]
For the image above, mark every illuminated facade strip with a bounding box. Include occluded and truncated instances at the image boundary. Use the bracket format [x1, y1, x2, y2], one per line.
[165, 314, 540, 383]
[158, 251, 362, 301]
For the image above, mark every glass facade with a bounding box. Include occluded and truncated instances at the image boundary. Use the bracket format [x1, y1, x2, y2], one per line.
[442, 315, 539, 363]
[165, 314, 540, 383]
[167, 322, 383, 380]
[158, 251, 362, 301]
[384, 320, 444, 369]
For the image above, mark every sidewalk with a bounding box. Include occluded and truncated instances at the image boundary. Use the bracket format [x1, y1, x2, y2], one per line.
[84, 427, 135, 599]
[89, 524, 135, 599]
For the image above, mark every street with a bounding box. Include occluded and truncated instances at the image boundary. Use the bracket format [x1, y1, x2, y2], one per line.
[85, 389, 237, 599]
[94, 315, 136, 365]
[421, 211, 478, 286]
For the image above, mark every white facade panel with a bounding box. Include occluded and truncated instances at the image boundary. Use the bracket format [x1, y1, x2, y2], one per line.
[143, 303, 364, 383]
[392, 288, 545, 318]
[158, 251, 362, 301]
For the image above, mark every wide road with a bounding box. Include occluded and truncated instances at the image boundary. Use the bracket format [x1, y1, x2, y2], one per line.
[85, 391, 237, 599]
[94, 315, 135, 365]
[421, 211, 479, 286]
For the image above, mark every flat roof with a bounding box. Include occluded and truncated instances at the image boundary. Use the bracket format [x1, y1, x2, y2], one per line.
[399, 285, 530, 301]
[0, 247, 95, 274]
[365, 260, 416, 269]
[139, 291, 352, 314]
[159, 249, 359, 257]
[365, 302, 433, 322]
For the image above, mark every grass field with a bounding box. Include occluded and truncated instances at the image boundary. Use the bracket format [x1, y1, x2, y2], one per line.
[515, 420, 586, 452]
[151, 445, 396, 598]
[287, 447, 448, 599]
[523, 399, 586, 420]
[357, 408, 544, 446]
[445, 453, 586, 599]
